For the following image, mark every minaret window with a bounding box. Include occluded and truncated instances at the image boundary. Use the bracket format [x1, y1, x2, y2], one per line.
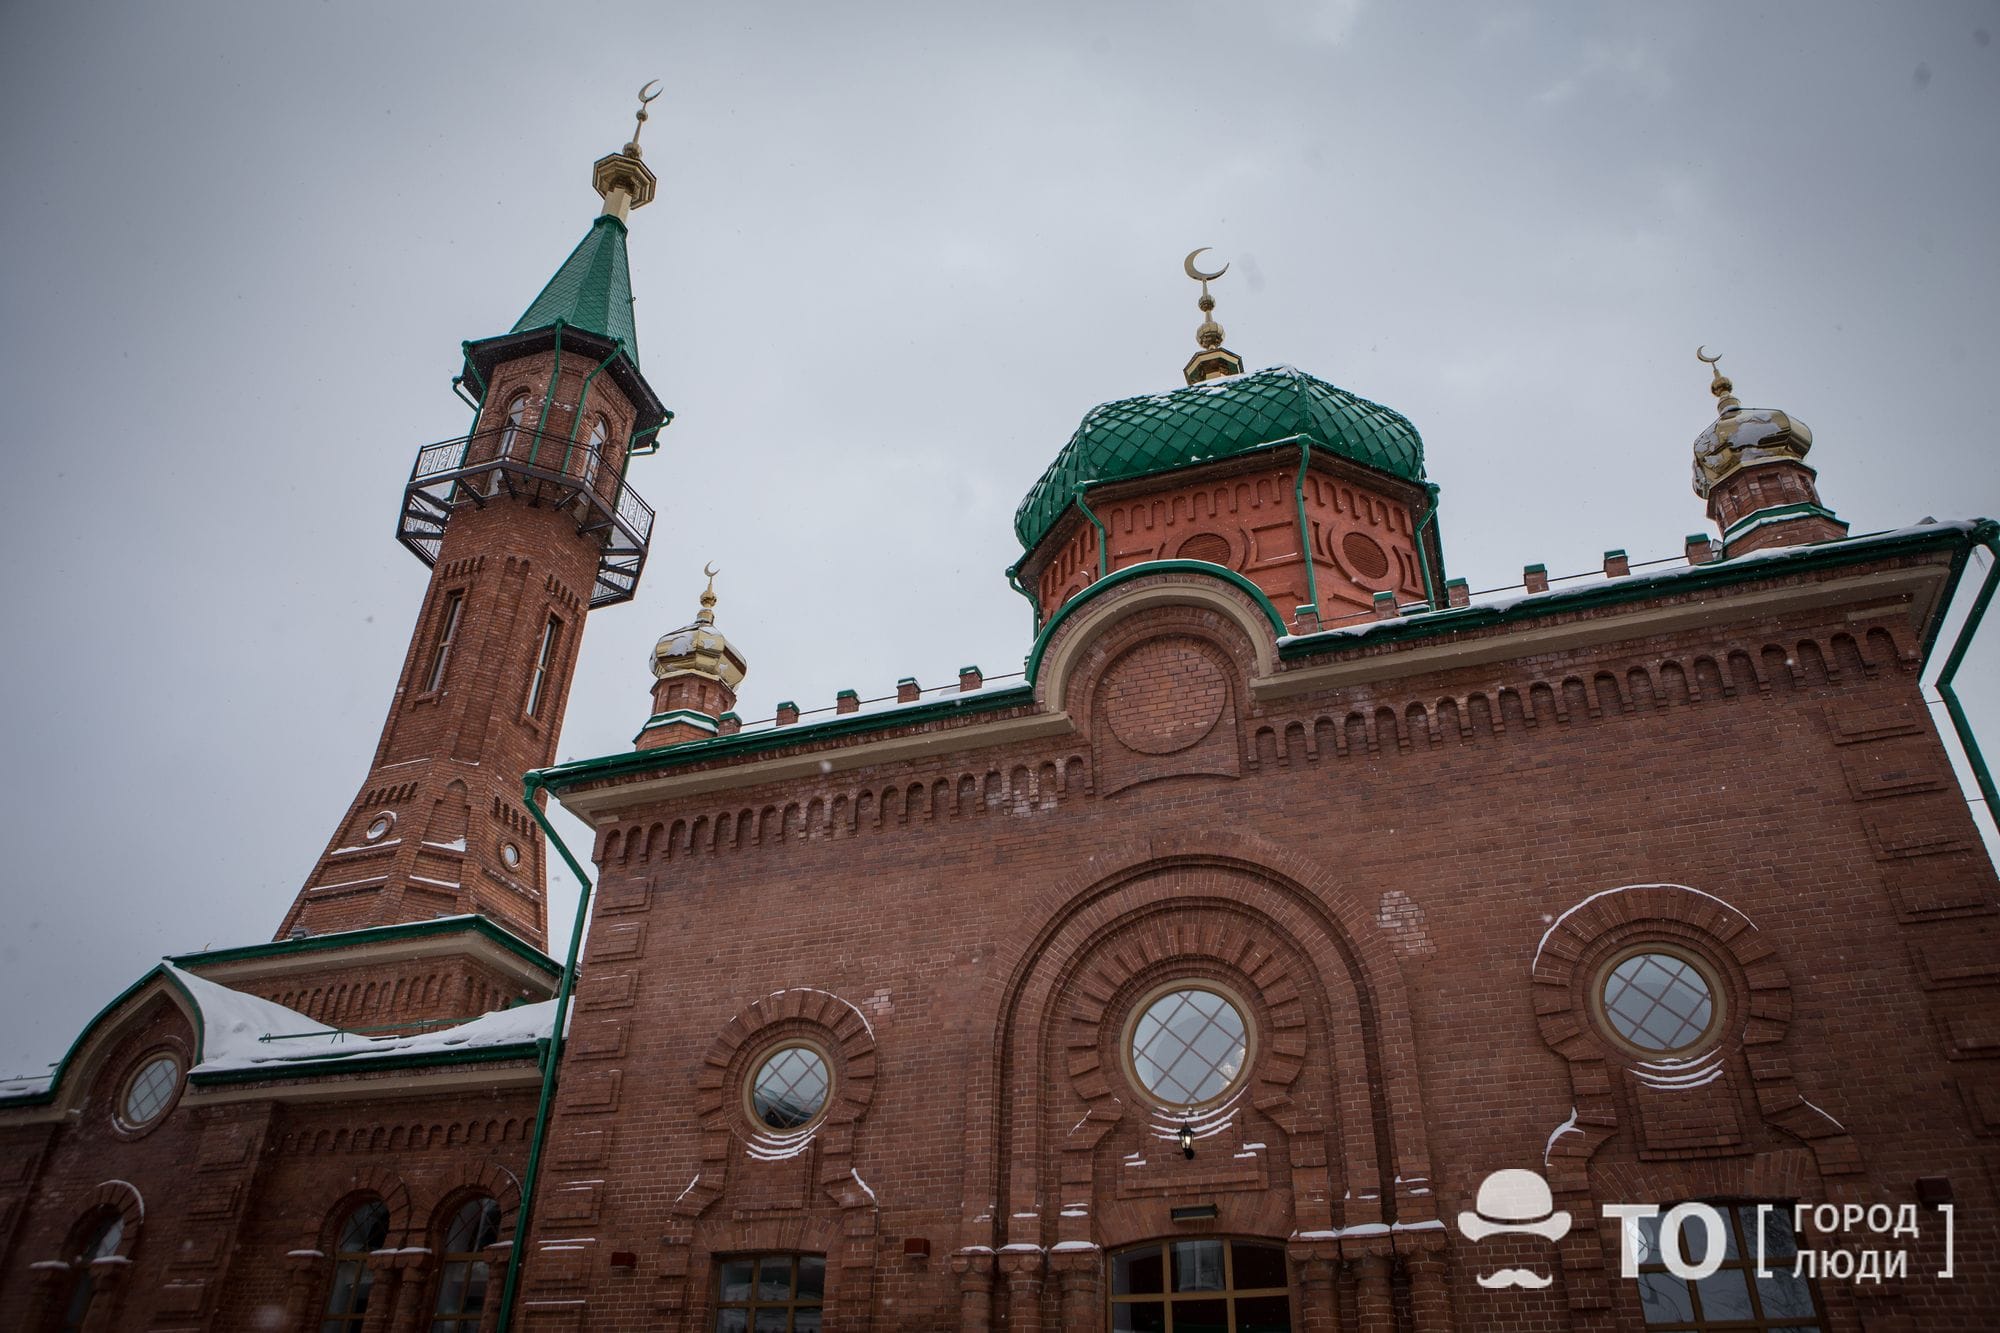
[498, 394, 527, 459]
[583, 416, 607, 491]
[424, 591, 466, 694]
[526, 615, 562, 718]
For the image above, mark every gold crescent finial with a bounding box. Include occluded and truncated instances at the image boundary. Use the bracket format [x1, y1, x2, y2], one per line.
[1184, 247, 1229, 283]
[626, 79, 662, 155]
[698, 563, 719, 620]
[1696, 345, 1738, 413]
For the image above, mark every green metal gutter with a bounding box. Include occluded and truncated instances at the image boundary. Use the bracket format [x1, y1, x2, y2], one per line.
[494, 770, 604, 1333]
[1004, 561, 1040, 637]
[527, 322, 565, 465]
[1412, 483, 1443, 610]
[562, 343, 625, 464]
[1933, 523, 2000, 819]
[1073, 484, 1109, 579]
[1292, 442, 1321, 620]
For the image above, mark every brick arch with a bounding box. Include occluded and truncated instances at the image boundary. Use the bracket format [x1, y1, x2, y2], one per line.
[1031, 567, 1281, 713]
[302, 1167, 417, 1251]
[425, 1161, 524, 1240]
[67, 1180, 143, 1258]
[665, 987, 881, 1323]
[964, 828, 1439, 1259]
[1529, 882, 1863, 1310]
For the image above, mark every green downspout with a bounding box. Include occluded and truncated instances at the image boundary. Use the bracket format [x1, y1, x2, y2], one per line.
[1937, 526, 2000, 820]
[528, 323, 566, 466]
[1073, 484, 1109, 579]
[1005, 562, 1040, 637]
[1292, 442, 1322, 621]
[562, 343, 626, 474]
[454, 353, 491, 466]
[493, 771, 598, 1333]
[1413, 483, 1442, 609]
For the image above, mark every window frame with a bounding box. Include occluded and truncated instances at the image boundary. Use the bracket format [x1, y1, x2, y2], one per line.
[712, 1252, 825, 1331]
[114, 1049, 182, 1132]
[1627, 1201, 1824, 1330]
[524, 614, 562, 720]
[428, 1195, 502, 1329]
[319, 1197, 390, 1332]
[1107, 1236, 1293, 1332]
[1590, 944, 1726, 1059]
[744, 1040, 835, 1134]
[422, 589, 467, 695]
[1120, 979, 1258, 1112]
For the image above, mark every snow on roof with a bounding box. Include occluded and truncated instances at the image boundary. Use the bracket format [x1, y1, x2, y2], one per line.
[165, 965, 554, 1075]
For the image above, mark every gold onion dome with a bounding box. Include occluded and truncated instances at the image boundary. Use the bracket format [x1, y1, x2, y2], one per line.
[652, 568, 747, 689]
[1690, 347, 1814, 499]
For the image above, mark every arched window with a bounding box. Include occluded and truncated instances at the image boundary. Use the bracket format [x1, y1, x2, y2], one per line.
[497, 395, 527, 459]
[1109, 1238, 1291, 1331]
[320, 1198, 389, 1331]
[582, 416, 607, 491]
[430, 1196, 502, 1328]
[57, 1211, 124, 1333]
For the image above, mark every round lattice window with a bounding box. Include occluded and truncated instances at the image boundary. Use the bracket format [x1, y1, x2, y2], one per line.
[1125, 984, 1252, 1108]
[1596, 949, 1721, 1055]
[120, 1053, 180, 1128]
[748, 1044, 832, 1130]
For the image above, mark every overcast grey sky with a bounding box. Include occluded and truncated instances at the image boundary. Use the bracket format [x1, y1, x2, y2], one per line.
[1, 2, 1996, 1075]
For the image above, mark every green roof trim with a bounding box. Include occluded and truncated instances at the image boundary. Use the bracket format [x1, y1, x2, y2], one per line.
[1278, 521, 1995, 663]
[187, 1041, 541, 1087]
[0, 964, 183, 1107]
[1015, 365, 1427, 554]
[169, 914, 558, 977]
[510, 214, 640, 362]
[533, 683, 1038, 793]
[524, 522, 1993, 807]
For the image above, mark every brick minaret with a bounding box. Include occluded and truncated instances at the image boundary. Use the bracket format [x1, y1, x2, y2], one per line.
[277, 107, 671, 950]
[635, 571, 748, 750]
[1691, 348, 1848, 558]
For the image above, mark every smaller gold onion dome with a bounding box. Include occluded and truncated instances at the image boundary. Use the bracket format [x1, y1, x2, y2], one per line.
[652, 570, 747, 690]
[1690, 348, 1814, 499]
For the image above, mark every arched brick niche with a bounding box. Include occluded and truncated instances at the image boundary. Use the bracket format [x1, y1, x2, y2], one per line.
[658, 987, 880, 1326]
[1032, 568, 1280, 720]
[966, 837, 1437, 1215]
[1530, 883, 1861, 1312]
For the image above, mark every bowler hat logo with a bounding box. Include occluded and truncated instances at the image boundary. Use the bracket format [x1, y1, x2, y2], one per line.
[1458, 1168, 1571, 1290]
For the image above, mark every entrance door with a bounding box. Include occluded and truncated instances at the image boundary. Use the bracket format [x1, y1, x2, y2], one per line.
[1109, 1237, 1292, 1331]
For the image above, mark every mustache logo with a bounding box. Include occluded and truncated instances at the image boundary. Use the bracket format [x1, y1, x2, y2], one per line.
[1475, 1268, 1554, 1290]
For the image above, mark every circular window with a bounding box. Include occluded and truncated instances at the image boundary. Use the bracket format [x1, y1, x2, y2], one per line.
[121, 1053, 180, 1127]
[1127, 985, 1251, 1108]
[501, 842, 522, 869]
[749, 1045, 831, 1131]
[364, 813, 394, 842]
[1597, 949, 1720, 1054]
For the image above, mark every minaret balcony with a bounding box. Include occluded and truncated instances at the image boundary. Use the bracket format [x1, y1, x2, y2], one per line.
[396, 426, 654, 607]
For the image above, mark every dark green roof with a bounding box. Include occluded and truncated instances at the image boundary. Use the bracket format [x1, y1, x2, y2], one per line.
[1014, 364, 1426, 552]
[511, 214, 639, 363]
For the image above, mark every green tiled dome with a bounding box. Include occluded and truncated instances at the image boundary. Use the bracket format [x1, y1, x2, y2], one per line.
[1014, 365, 1426, 552]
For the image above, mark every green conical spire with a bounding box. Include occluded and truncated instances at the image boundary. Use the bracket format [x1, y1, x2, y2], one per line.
[510, 214, 640, 364]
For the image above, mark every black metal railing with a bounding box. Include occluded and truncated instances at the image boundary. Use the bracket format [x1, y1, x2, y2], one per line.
[396, 425, 655, 607]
